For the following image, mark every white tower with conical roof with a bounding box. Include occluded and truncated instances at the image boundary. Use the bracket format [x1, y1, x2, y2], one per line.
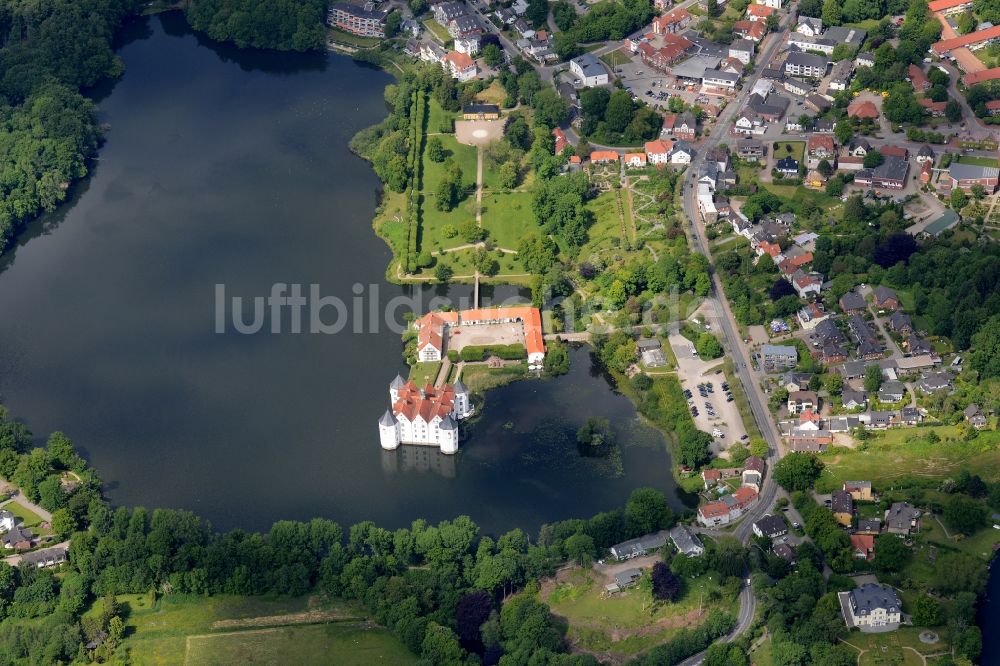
[453, 379, 473, 419]
[379, 410, 400, 450]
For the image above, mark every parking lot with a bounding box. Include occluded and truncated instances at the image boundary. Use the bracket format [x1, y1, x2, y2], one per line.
[614, 56, 714, 111]
[668, 332, 748, 458]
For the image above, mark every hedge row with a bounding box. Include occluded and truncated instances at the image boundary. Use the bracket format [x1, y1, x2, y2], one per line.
[459, 344, 526, 362]
[403, 90, 427, 274]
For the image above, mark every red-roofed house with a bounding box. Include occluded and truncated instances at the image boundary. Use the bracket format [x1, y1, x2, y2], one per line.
[661, 113, 677, 136]
[879, 145, 909, 159]
[987, 99, 1000, 115]
[745, 3, 776, 20]
[847, 100, 879, 119]
[702, 468, 722, 489]
[756, 240, 782, 259]
[908, 64, 931, 91]
[734, 20, 766, 42]
[645, 139, 674, 164]
[552, 127, 567, 155]
[625, 152, 647, 167]
[807, 134, 836, 168]
[919, 98, 947, 116]
[442, 51, 477, 81]
[591, 150, 619, 163]
[653, 7, 692, 34]
[850, 534, 875, 560]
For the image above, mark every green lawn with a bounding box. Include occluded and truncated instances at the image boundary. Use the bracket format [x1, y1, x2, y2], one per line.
[541, 568, 737, 658]
[480, 191, 538, 248]
[421, 19, 450, 44]
[955, 155, 1000, 168]
[102, 593, 398, 665]
[459, 362, 529, 394]
[600, 49, 632, 68]
[815, 426, 1000, 493]
[844, 626, 950, 666]
[772, 141, 805, 165]
[420, 134, 479, 255]
[0, 499, 51, 535]
[187, 623, 416, 665]
[408, 361, 442, 385]
[427, 97, 455, 134]
[326, 27, 380, 48]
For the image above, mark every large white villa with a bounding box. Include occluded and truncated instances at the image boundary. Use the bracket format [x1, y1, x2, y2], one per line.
[378, 376, 474, 454]
[840, 583, 902, 630]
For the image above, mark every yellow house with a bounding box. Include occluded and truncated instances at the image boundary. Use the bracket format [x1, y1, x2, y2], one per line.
[843, 481, 873, 502]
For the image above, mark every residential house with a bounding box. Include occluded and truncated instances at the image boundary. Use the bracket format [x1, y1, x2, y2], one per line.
[795, 17, 823, 36]
[327, 3, 389, 37]
[454, 35, 481, 55]
[442, 51, 477, 81]
[512, 18, 534, 39]
[645, 139, 674, 165]
[905, 334, 932, 356]
[609, 530, 670, 560]
[832, 490, 854, 526]
[752, 514, 788, 539]
[776, 156, 799, 177]
[839, 291, 867, 314]
[737, 138, 764, 161]
[789, 429, 833, 452]
[448, 15, 482, 38]
[917, 372, 953, 393]
[1, 526, 32, 550]
[806, 134, 836, 169]
[743, 456, 766, 491]
[669, 525, 705, 557]
[787, 390, 819, 415]
[841, 583, 902, 629]
[605, 568, 643, 593]
[734, 20, 767, 42]
[671, 141, 694, 164]
[551, 127, 567, 154]
[844, 480, 873, 502]
[854, 156, 909, 190]
[798, 303, 829, 330]
[791, 270, 823, 298]
[21, 546, 69, 569]
[916, 145, 936, 164]
[829, 60, 855, 91]
[965, 403, 988, 428]
[908, 63, 931, 91]
[857, 518, 881, 535]
[877, 381, 905, 403]
[856, 51, 875, 67]
[773, 542, 796, 563]
[900, 407, 922, 425]
[782, 372, 813, 392]
[745, 3, 776, 21]
[783, 77, 812, 96]
[847, 99, 879, 120]
[850, 534, 875, 560]
[887, 312, 912, 334]
[464, 104, 500, 120]
[784, 51, 829, 79]
[674, 112, 697, 141]
[653, 8, 693, 34]
[848, 314, 883, 360]
[873, 286, 900, 310]
[624, 152, 648, 168]
[842, 389, 867, 410]
[0, 510, 13, 532]
[433, 1, 467, 24]
[884, 502, 920, 535]
[762, 344, 798, 371]
[729, 38, 755, 65]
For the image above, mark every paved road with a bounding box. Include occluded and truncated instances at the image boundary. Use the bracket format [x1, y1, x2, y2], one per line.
[672, 14, 799, 665]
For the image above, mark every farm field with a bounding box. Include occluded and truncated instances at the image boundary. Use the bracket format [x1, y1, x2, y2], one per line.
[98, 592, 412, 665]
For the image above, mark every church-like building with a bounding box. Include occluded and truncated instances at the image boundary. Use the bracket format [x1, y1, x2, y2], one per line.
[378, 375, 474, 454]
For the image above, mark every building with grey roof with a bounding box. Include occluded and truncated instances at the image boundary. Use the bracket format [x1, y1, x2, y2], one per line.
[885, 502, 920, 535]
[669, 525, 705, 557]
[610, 530, 670, 560]
[784, 51, 829, 78]
[841, 583, 902, 629]
[752, 514, 788, 539]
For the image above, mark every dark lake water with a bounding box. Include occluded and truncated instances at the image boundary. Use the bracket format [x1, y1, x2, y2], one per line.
[979, 558, 1000, 661]
[0, 12, 681, 533]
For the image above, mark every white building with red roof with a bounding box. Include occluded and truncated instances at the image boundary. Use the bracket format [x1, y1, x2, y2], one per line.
[415, 307, 546, 366]
[379, 376, 474, 453]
